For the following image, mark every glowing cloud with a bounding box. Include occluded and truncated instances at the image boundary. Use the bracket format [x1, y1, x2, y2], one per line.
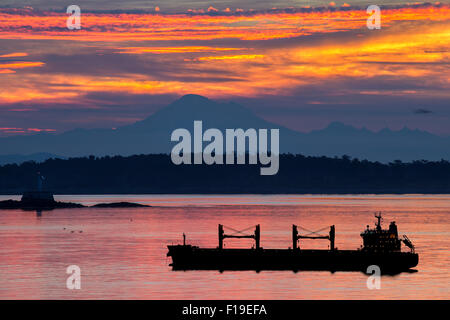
[0, 3, 448, 124]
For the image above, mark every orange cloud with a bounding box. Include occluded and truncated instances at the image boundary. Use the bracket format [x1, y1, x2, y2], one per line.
[0, 61, 44, 69]
[0, 5, 447, 42]
[197, 54, 265, 61]
[0, 4, 448, 106]
[0, 127, 56, 134]
[0, 52, 28, 58]
[117, 46, 243, 54]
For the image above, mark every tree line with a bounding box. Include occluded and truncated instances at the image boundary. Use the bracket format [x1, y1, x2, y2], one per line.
[0, 154, 449, 194]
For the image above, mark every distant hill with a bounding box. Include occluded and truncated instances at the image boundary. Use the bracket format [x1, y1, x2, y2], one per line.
[0, 94, 449, 162]
[0, 153, 64, 166]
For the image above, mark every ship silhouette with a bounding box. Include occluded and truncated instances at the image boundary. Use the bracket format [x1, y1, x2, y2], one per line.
[167, 213, 418, 274]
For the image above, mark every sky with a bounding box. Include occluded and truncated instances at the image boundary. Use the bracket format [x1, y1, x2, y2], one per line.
[0, 1, 449, 136]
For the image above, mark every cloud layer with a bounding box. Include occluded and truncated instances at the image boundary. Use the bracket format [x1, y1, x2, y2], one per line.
[0, 3, 449, 136]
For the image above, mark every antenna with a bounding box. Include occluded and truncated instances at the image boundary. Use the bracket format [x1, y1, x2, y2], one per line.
[375, 212, 383, 231]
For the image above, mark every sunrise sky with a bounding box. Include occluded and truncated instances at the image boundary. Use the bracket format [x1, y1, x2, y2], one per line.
[0, 1, 449, 136]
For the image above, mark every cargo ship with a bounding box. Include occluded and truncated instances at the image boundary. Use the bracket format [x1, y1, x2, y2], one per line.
[167, 213, 418, 273]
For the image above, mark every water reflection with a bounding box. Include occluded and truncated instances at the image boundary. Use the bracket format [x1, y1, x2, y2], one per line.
[0, 194, 448, 299]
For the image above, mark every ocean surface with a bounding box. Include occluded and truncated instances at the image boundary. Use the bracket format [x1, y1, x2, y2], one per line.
[0, 194, 449, 299]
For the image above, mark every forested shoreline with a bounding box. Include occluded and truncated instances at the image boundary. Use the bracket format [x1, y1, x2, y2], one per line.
[0, 154, 449, 194]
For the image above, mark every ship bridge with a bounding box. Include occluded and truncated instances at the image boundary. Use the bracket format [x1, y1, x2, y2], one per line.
[361, 213, 414, 253]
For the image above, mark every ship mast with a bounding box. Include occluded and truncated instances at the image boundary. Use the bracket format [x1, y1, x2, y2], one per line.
[375, 212, 383, 231]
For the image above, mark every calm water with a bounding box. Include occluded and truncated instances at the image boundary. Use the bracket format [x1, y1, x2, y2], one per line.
[0, 194, 449, 299]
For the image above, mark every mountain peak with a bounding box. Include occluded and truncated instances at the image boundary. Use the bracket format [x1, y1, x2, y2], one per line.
[0, 95, 447, 163]
[175, 94, 210, 104]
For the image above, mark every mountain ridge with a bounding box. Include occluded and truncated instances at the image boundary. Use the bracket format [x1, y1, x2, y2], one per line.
[0, 94, 449, 163]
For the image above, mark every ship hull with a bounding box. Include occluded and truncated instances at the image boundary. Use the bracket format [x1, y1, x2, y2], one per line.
[167, 245, 418, 273]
